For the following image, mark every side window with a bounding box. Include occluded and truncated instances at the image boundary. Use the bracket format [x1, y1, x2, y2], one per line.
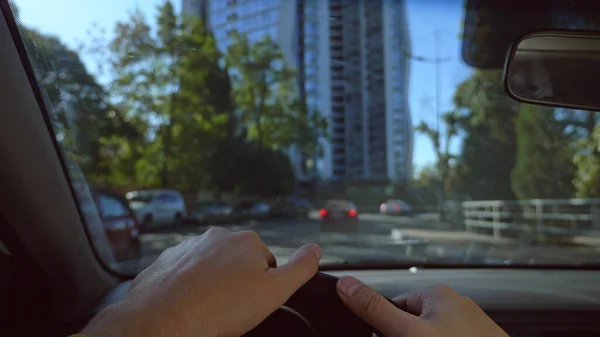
[155, 194, 171, 204]
[98, 194, 130, 219]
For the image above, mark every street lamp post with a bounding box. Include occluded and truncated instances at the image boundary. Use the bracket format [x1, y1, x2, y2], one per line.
[403, 31, 451, 134]
[403, 30, 451, 211]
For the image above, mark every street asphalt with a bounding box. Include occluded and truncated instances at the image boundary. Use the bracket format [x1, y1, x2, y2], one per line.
[112, 212, 600, 274]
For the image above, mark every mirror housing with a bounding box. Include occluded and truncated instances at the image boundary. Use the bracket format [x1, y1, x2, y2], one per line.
[504, 30, 600, 110]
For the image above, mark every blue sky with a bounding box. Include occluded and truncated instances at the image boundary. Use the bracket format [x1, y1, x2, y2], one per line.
[16, 0, 471, 176]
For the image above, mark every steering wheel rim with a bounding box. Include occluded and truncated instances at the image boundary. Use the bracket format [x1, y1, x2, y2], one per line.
[244, 272, 388, 337]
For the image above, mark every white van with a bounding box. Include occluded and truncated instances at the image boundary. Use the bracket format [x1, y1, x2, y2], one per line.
[125, 189, 187, 229]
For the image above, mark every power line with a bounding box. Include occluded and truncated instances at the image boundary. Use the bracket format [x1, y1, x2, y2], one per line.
[403, 29, 451, 133]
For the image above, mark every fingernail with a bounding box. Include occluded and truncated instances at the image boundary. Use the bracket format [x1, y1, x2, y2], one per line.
[307, 243, 322, 260]
[338, 277, 362, 296]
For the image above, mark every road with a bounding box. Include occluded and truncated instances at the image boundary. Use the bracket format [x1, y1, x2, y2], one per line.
[114, 213, 600, 273]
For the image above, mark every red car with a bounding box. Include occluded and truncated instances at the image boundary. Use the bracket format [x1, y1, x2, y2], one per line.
[91, 187, 141, 261]
[319, 200, 359, 229]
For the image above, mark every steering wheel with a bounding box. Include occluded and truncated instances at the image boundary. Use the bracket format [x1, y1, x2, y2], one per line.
[244, 272, 391, 337]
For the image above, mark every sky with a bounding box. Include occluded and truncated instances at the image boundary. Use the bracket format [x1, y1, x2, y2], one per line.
[16, 0, 471, 176]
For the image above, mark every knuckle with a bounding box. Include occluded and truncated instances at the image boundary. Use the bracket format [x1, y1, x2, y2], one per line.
[206, 226, 228, 235]
[239, 230, 261, 242]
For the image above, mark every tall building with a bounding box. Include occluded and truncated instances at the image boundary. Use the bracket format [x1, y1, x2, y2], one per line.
[301, 0, 413, 182]
[182, 0, 295, 62]
[182, 0, 413, 183]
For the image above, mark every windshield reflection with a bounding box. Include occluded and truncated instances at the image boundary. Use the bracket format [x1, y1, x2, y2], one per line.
[10, 0, 600, 273]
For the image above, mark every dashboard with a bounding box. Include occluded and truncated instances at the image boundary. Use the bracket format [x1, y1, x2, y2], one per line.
[90, 268, 600, 337]
[329, 269, 600, 337]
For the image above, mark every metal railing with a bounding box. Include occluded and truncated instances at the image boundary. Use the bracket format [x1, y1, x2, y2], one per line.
[462, 199, 600, 240]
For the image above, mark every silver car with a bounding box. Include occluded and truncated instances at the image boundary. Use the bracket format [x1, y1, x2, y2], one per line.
[190, 201, 233, 224]
[126, 189, 187, 229]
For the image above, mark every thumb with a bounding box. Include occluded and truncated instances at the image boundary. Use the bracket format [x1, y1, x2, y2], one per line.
[337, 277, 416, 337]
[266, 243, 322, 302]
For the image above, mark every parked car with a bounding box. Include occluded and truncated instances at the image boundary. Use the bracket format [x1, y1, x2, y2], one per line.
[189, 201, 233, 224]
[319, 200, 359, 228]
[233, 201, 271, 221]
[380, 199, 412, 216]
[125, 189, 187, 229]
[270, 196, 313, 219]
[90, 187, 141, 261]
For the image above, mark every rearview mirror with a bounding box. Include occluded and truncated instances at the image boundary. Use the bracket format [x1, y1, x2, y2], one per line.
[504, 31, 600, 110]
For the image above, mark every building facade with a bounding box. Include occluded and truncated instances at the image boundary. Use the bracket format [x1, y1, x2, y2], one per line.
[182, 0, 413, 183]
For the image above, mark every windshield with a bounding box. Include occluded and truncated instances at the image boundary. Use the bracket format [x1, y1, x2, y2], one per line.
[10, 0, 600, 273]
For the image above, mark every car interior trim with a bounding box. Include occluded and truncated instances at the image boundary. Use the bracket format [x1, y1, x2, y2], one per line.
[0, 1, 120, 315]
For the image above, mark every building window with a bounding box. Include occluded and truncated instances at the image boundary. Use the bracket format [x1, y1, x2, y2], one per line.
[211, 0, 227, 12]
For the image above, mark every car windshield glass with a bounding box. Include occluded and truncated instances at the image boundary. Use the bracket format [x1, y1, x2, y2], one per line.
[10, 0, 600, 273]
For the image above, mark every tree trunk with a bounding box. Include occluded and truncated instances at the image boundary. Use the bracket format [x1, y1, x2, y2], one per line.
[255, 76, 268, 151]
[161, 125, 171, 188]
[255, 113, 263, 150]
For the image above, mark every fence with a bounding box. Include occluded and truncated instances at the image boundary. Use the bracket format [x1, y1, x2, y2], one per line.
[462, 199, 600, 241]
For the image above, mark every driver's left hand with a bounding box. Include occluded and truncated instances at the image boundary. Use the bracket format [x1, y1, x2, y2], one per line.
[81, 227, 322, 337]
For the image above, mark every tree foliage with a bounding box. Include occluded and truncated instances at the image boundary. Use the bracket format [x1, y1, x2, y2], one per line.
[61, 0, 325, 197]
[511, 104, 575, 199]
[447, 68, 598, 201]
[91, 2, 232, 189]
[226, 33, 327, 153]
[574, 124, 600, 198]
[414, 111, 458, 206]
[447, 70, 518, 200]
[20, 27, 138, 183]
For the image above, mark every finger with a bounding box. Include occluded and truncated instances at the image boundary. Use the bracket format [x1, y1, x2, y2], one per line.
[265, 243, 321, 300]
[392, 284, 455, 317]
[235, 230, 277, 268]
[337, 277, 417, 337]
[392, 291, 425, 316]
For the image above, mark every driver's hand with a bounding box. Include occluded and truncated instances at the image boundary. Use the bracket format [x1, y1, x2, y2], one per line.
[337, 277, 509, 337]
[81, 227, 322, 337]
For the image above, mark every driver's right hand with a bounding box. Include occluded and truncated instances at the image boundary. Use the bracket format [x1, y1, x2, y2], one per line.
[337, 277, 509, 337]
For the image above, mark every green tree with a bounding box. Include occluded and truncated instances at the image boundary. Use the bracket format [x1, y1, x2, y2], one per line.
[511, 104, 575, 199]
[574, 123, 600, 198]
[415, 111, 459, 206]
[454, 120, 517, 200]
[451, 70, 518, 200]
[411, 165, 440, 207]
[85, 1, 229, 189]
[226, 33, 297, 150]
[240, 145, 295, 197]
[86, 4, 169, 186]
[226, 32, 328, 194]
[451, 69, 587, 201]
[171, 13, 231, 191]
[20, 27, 138, 184]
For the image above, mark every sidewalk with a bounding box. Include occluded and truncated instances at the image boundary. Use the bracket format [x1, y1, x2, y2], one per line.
[393, 228, 600, 265]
